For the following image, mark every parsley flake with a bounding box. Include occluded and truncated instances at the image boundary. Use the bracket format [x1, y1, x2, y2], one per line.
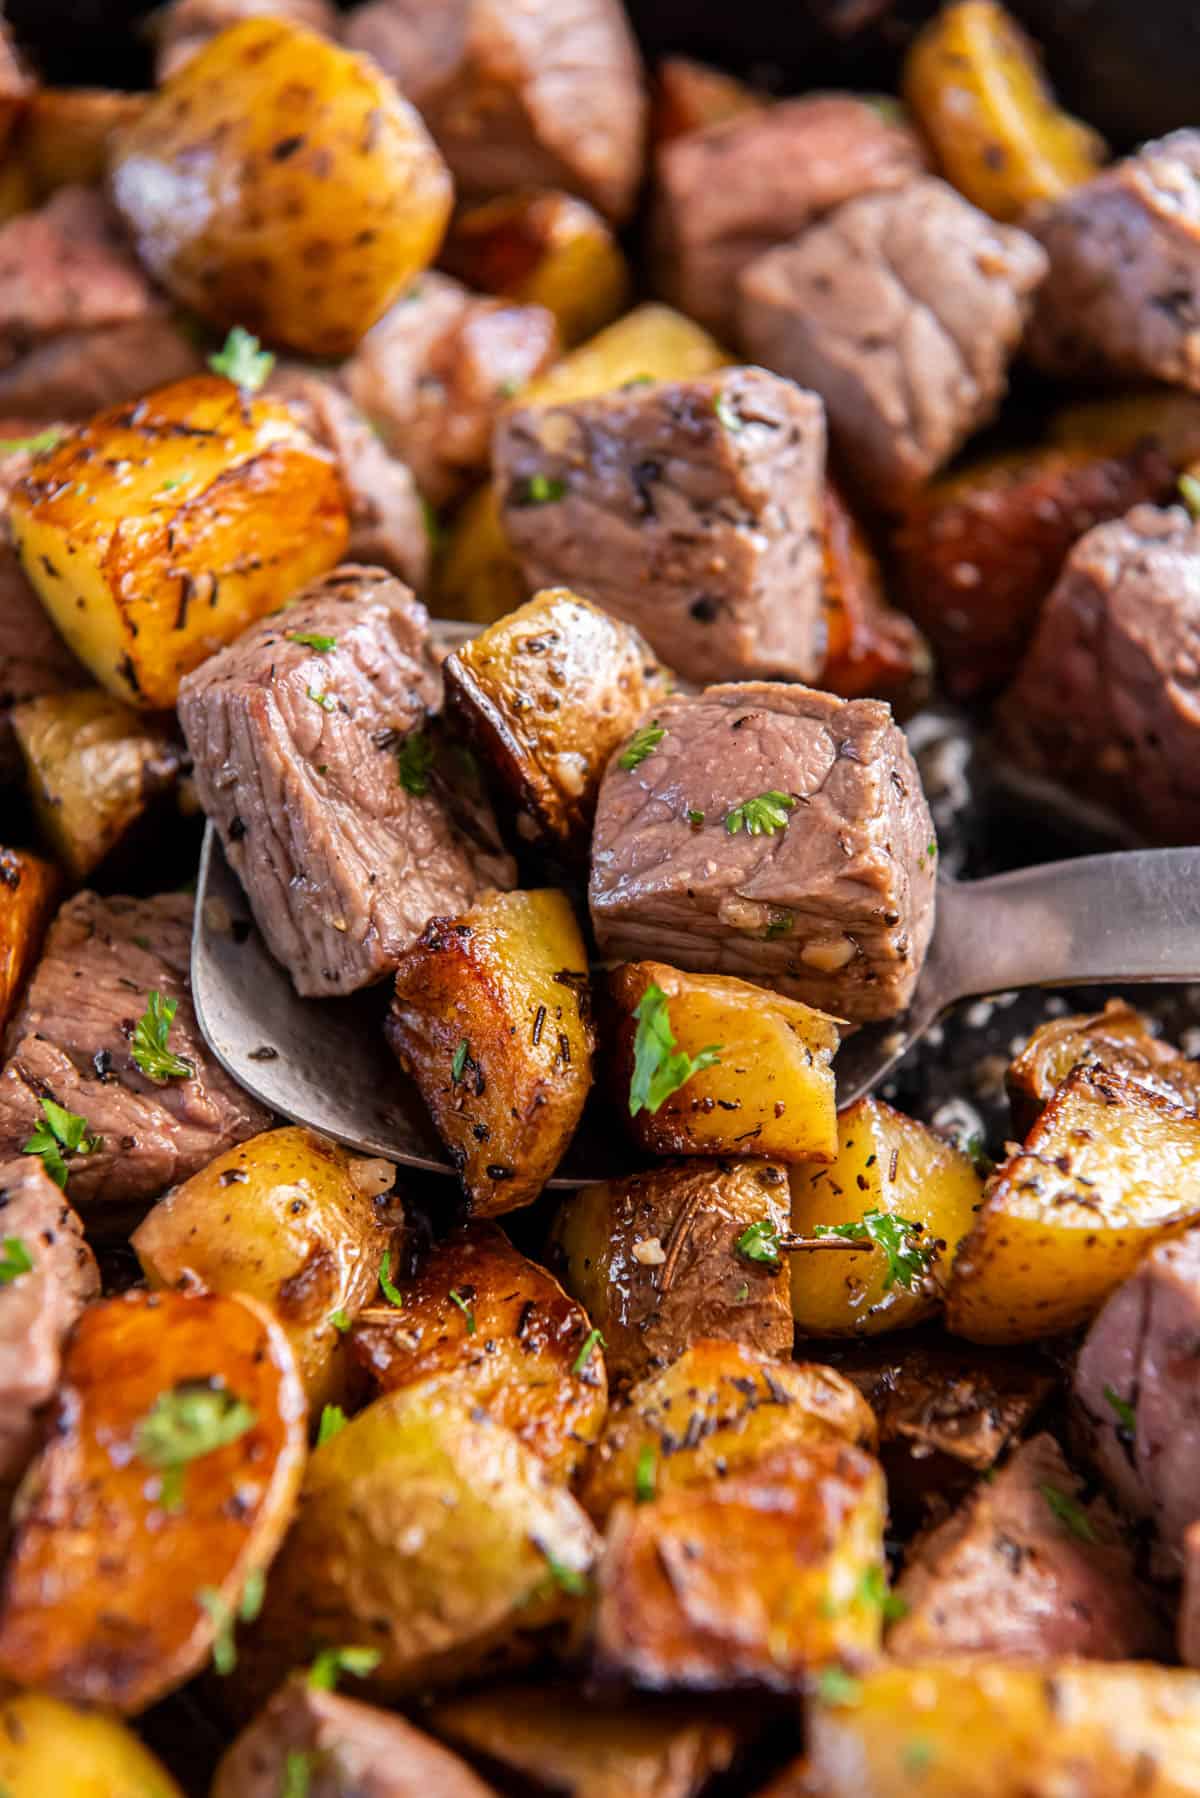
[541, 1549, 589, 1596]
[1040, 1482, 1096, 1542]
[812, 1208, 933, 1292]
[131, 991, 195, 1084]
[288, 631, 337, 652]
[513, 473, 567, 506]
[0, 426, 63, 458]
[397, 729, 434, 796]
[571, 1327, 604, 1375]
[1180, 472, 1200, 521]
[816, 1666, 861, 1706]
[379, 1248, 404, 1309]
[208, 325, 275, 392]
[902, 1739, 936, 1776]
[282, 1752, 311, 1798]
[628, 982, 722, 1117]
[724, 790, 796, 836]
[1104, 1383, 1137, 1434]
[451, 1039, 470, 1084]
[714, 390, 743, 433]
[198, 1572, 261, 1677]
[317, 1404, 347, 1446]
[329, 1308, 352, 1334]
[136, 1381, 256, 1513]
[618, 721, 665, 771]
[635, 1442, 657, 1503]
[448, 1288, 477, 1333]
[0, 1238, 33, 1285]
[765, 909, 794, 940]
[736, 1219, 782, 1265]
[306, 686, 335, 712]
[23, 1097, 100, 1190]
[858, 1563, 908, 1622]
[307, 1644, 382, 1691]
[687, 808, 705, 827]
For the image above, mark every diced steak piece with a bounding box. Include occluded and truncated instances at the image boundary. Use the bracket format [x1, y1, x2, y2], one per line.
[1027, 130, 1200, 388]
[0, 1156, 98, 1488]
[0, 442, 81, 785]
[342, 274, 559, 508]
[153, 0, 338, 80]
[589, 681, 936, 1023]
[738, 178, 1047, 509]
[998, 505, 1200, 844]
[1181, 1523, 1200, 1666]
[343, 0, 647, 223]
[496, 367, 827, 688]
[0, 892, 271, 1209]
[890, 1434, 1167, 1662]
[266, 368, 430, 591]
[652, 96, 927, 341]
[178, 566, 515, 998]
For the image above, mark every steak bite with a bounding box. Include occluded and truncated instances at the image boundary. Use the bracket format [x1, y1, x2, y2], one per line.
[1027, 130, 1200, 388]
[0, 892, 271, 1209]
[998, 505, 1200, 844]
[738, 177, 1047, 508]
[589, 682, 936, 1024]
[178, 566, 515, 998]
[496, 367, 828, 688]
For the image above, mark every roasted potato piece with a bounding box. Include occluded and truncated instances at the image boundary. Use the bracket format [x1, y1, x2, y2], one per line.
[650, 56, 767, 144]
[244, 1384, 599, 1701]
[608, 962, 841, 1163]
[579, 1339, 876, 1522]
[132, 1126, 400, 1415]
[1008, 998, 1200, 1135]
[350, 1220, 607, 1482]
[820, 481, 930, 708]
[594, 1441, 887, 1692]
[9, 374, 348, 709]
[11, 688, 181, 880]
[0, 846, 57, 1036]
[806, 1660, 1200, 1797]
[433, 485, 531, 627]
[789, 1099, 983, 1337]
[19, 88, 147, 199]
[0, 1288, 306, 1713]
[110, 19, 452, 358]
[441, 189, 631, 349]
[948, 1065, 1200, 1343]
[386, 888, 593, 1216]
[903, 0, 1107, 220]
[550, 1159, 793, 1389]
[444, 589, 671, 850]
[0, 1691, 182, 1798]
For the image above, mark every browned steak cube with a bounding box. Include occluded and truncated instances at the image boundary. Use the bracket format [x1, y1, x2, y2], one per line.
[738, 177, 1047, 508]
[178, 566, 515, 997]
[652, 94, 926, 341]
[998, 504, 1200, 844]
[0, 892, 271, 1208]
[495, 367, 827, 688]
[589, 681, 936, 1024]
[1027, 130, 1200, 388]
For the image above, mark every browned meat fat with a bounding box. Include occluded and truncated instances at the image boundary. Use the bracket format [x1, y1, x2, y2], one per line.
[738, 177, 1047, 508]
[589, 681, 936, 1024]
[496, 367, 827, 688]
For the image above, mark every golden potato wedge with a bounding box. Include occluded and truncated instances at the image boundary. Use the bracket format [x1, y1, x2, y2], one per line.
[132, 1126, 401, 1415]
[433, 484, 531, 627]
[650, 56, 767, 145]
[1007, 998, 1200, 1136]
[351, 1219, 607, 1482]
[549, 1159, 793, 1390]
[11, 688, 181, 880]
[0, 845, 58, 1037]
[19, 87, 147, 199]
[789, 1099, 983, 1337]
[0, 1288, 306, 1713]
[444, 589, 671, 850]
[111, 19, 453, 358]
[441, 189, 631, 349]
[806, 1660, 1200, 1797]
[9, 374, 348, 709]
[820, 481, 930, 709]
[608, 962, 841, 1163]
[903, 0, 1107, 221]
[386, 888, 593, 1216]
[243, 1384, 599, 1701]
[0, 1691, 182, 1798]
[947, 1065, 1200, 1343]
[578, 1339, 876, 1522]
[594, 1441, 887, 1692]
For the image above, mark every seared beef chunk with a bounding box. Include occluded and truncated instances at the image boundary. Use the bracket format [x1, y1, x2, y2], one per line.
[589, 681, 936, 1023]
[0, 1156, 98, 1487]
[652, 95, 926, 341]
[998, 505, 1200, 844]
[153, 0, 338, 80]
[1028, 130, 1200, 388]
[343, 0, 647, 223]
[496, 368, 827, 688]
[890, 1434, 1166, 1662]
[343, 273, 559, 508]
[0, 892, 270, 1208]
[738, 178, 1047, 509]
[0, 188, 200, 421]
[1182, 1525, 1200, 1666]
[178, 566, 515, 998]
[1074, 1224, 1200, 1571]
[0, 443, 80, 785]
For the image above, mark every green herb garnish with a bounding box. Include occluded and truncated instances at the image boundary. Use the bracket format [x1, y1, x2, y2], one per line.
[1180, 472, 1200, 520]
[765, 909, 794, 940]
[0, 1239, 33, 1285]
[208, 325, 275, 391]
[448, 1288, 477, 1334]
[724, 790, 796, 837]
[687, 808, 705, 826]
[629, 983, 722, 1118]
[902, 1739, 936, 1776]
[131, 991, 195, 1084]
[1103, 1383, 1137, 1434]
[329, 1308, 352, 1334]
[307, 1644, 382, 1691]
[635, 1442, 657, 1503]
[282, 1752, 311, 1798]
[306, 686, 335, 712]
[198, 1571, 262, 1677]
[317, 1404, 347, 1446]
[812, 1208, 933, 1292]
[571, 1327, 604, 1375]
[858, 1563, 908, 1622]
[618, 722, 665, 771]
[397, 729, 434, 796]
[514, 473, 567, 506]
[136, 1381, 256, 1513]
[541, 1549, 589, 1596]
[714, 390, 743, 433]
[1040, 1483, 1096, 1542]
[288, 631, 337, 652]
[379, 1248, 404, 1309]
[23, 1097, 100, 1191]
[736, 1219, 782, 1265]
[0, 426, 64, 458]
[451, 1039, 470, 1084]
[816, 1666, 861, 1706]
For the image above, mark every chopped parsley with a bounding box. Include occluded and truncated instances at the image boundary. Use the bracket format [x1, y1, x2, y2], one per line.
[420, 497, 443, 548]
[158, 478, 182, 493]
[317, 1404, 347, 1446]
[902, 1739, 936, 1777]
[0, 1238, 33, 1285]
[198, 1571, 262, 1677]
[635, 1442, 657, 1503]
[282, 1752, 311, 1798]
[736, 1219, 782, 1265]
[448, 1288, 477, 1334]
[287, 631, 337, 652]
[724, 790, 796, 837]
[397, 729, 435, 796]
[812, 1208, 933, 1292]
[329, 1308, 352, 1334]
[714, 390, 744, 433]
[208, 325, 275, 391]
[816, 1666, 861, 1706]
[378, 1248, 404, 1309]
[686, 808, 705, 826]
[513, 473, 567, 506]
[1103, 1382, 1137, 1434]
[541, 1549, 589, 1596]
[131, 991, 195, 1084]
[857, 1563, 908, 1622]
[628, 982, 722, 1117]
[1180, 472, 1200, 520]
[23, 1097, 100, 1190]
[0, 425, 64, 458]
[765, 909, 794, 940]
[1039, 1482, 1096, 1543]
[618, 721, 665, 771]
[307, 1644, 382, 1691]
[136, 1381, 256, 1513]
[306, 686, 335, 712]
[571, 1327, 604, 1375]
[451, 1039, 470, 1084]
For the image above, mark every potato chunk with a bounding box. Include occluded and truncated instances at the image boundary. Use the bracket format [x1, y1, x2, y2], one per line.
[132, 1126, 401, 1414]
[947, 1065, 1200, 1343]
[386, 888, 593, 1216]
[351, 1220, 607, 1482]
[0, 846, 57, 1037]
[789, 1099, 983, 1336]
[9, 375, 348, 709]
[0, 1692, 181, 1798]
[0, 1289, 306, 1713]
[1007, 997, 1200, 1135]
[608, 961, 841, 1163]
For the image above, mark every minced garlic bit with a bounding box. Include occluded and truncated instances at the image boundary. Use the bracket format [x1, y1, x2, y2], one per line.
[632, 1236, 667, 1266]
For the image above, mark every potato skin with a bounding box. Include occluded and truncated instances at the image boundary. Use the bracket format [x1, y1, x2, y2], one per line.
[387, 889, 593, 1216]
[1007, 998, 1200, 1137]
[9, 375, 348, 709]
[0, 1692, 182, 1798]
[111, 19, 453, 357]
[0, 1288, 306, 1714]
[132, 1126, 401, 1414]
[0, 846, 58, 1037]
